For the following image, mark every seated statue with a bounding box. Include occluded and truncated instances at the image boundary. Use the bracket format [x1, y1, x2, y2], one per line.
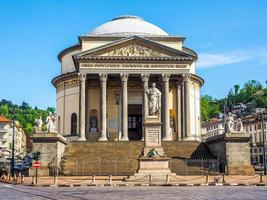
[147, 148, 161, 158]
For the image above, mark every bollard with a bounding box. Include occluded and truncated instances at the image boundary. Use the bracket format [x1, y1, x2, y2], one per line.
[109, 175, 112, 184]
[205, 174, 209, 184]
[31, 176, 35, 185]
[149, 174, 152, 183]
[165, 174, 169, 183]
[222, 174, 226, 184]
[92, 175, 96, 184]
[21, 175, 25, 184]
[260, 173, 263, 183]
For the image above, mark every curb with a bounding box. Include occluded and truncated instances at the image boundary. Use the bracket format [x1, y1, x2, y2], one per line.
[1, 180, 267, 187]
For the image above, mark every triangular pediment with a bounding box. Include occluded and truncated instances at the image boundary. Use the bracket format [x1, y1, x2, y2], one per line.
[74, 36, 195, 59]
[102, 43, 169, 57]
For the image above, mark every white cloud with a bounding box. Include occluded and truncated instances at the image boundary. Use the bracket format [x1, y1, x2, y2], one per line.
[197, 48, 267, 69]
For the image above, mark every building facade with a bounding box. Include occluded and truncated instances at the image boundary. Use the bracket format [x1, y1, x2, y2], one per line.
[52, 16, 204, 142]
[201, 118, 225, 139]
[0, 116, 26, 160]
[243, 111, 267, 165]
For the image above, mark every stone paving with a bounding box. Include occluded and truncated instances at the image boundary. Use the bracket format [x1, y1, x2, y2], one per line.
[1, 183, 267, 200]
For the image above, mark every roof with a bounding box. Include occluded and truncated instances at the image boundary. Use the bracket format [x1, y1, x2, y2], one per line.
[89, 15, 168, 36]
[0, 116, 12, 123]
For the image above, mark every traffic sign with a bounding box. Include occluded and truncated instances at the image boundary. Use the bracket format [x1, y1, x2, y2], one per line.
[33, 161, 41, 168]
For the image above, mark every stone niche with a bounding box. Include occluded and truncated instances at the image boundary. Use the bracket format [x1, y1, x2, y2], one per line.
[206, 131, 254, 175]
[29, 132, 67, 176]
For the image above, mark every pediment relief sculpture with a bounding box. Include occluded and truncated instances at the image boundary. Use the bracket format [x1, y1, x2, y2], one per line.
[106, 44, 169, 57]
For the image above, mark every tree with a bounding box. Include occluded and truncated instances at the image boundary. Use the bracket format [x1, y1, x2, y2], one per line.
[0, 105, 9, 116]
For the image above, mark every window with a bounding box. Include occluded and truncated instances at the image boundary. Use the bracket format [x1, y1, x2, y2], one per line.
[250, 126, 252, 131]
[258, 124, 261, 130]
[71, 113, 77, 135]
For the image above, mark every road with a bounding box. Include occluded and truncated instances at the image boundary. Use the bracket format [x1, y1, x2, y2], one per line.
[0, 183, 267, 200]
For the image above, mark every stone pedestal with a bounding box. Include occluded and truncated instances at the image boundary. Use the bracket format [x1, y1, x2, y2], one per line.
[206, 131, 254, 175]
[127, 117, 174, 182]
[29, 132, 67, 176]
[143, 117, 164, 156]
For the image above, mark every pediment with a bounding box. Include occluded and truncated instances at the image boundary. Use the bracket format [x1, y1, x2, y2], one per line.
[102, 43, 169, 57]
[74, 36, 195, 59]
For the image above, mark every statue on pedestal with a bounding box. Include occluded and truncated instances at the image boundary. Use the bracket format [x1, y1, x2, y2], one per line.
[145, 83, 161, 117]
[46, 112, 55, 133]
[225, 112, 235, 132]
[225, 112, 244, 132]
[35, 116, 43, 132]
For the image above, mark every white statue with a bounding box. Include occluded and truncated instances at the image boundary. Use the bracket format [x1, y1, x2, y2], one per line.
[46, 112, 55, 132]
[146, 83, 161, 116]
[236, 118, 243, 132]
[35, 116, 43, 132]
[225, 112, 235, 132]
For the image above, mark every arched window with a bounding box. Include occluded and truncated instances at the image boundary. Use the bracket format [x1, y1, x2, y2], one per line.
[71, 113, 77, 135]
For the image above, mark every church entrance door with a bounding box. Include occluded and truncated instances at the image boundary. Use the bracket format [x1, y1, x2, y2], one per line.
[128, 104, 142, 140]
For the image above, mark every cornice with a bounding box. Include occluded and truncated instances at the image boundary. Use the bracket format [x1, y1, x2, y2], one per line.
[51, 72, 78, 88]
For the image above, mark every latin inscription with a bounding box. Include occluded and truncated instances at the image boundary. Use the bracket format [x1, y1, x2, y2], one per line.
[81, 63, 188, 69]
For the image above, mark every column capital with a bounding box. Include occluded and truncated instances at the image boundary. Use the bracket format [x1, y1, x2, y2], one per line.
[182, 73, 191, 82]
[161, 74, 170, 82]
[120, 73, 129, 81]
[141, 74, 150, 82]
[78, 73, 87, 82]
[99, 73, 108, 82]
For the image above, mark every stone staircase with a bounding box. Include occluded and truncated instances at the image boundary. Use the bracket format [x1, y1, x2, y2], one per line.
[60, 141, 215, 176]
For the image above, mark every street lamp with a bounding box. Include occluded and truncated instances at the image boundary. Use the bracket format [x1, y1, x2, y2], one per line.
[10, 118, 15, 177]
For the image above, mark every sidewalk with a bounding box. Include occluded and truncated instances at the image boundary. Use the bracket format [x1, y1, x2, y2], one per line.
[1, 175, 267, 187]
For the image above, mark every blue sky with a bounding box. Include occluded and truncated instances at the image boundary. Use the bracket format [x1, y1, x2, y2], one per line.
[0, 0, 266, 109]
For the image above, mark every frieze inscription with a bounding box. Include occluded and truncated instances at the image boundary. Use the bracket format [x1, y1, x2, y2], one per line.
[81, 63, 188, 69]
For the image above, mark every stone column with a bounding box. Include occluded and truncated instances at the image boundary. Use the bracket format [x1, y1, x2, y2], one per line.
[141, 74, 150, 141]
[183, 74, 191, 140]
[120, 73, 129, 141]
[162, 74, 171, 141]
[176, 78, 183, 141]
[77, 73, 87, 141]
[99, 74, 108, 141]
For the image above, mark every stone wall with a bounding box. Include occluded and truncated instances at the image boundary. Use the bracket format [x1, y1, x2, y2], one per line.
[206, 132, 254, 175]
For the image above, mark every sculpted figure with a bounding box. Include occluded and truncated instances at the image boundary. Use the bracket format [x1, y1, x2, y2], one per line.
[225, 112, 235, 133]
[146, 83, 161, 116]
[35, 116, 43, 132]
[46, 112, 55, 132]
[236, 118, 243, 132]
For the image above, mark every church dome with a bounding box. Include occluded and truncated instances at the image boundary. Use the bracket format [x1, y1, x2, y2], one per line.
[89, 15, 169, 36]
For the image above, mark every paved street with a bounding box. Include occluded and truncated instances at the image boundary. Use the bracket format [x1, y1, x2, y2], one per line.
[0, 183, 267, 200]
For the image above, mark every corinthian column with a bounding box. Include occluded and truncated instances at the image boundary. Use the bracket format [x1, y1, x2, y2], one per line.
[176, 78, 183, 141]
[183, 74, 191, 140]
[162, 74, 171, 141]
[98, 73, 108, 141]
[120, 73, 129, 141]
[141, 74, 150, 141]
[77, 73, 87, 141]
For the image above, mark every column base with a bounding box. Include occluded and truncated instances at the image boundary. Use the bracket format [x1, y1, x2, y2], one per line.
[120, 136, 129, 141]
[182, 136, 201, 142]
[162, 136, 172, 141]
[98, 136, 108, 141]
[76, 136, 87, 141]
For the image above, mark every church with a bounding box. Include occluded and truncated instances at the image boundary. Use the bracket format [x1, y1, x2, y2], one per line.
[52, 16, 203, 143]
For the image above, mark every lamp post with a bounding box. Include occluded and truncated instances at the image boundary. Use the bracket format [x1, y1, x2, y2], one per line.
[10, 118, 15, 177]
[261, 112, 266, 175]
